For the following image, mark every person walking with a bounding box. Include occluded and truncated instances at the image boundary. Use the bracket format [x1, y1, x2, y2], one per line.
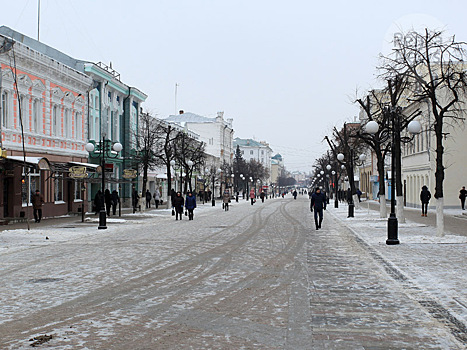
[420, 185, 431, 217]
[223, 190, 231, 211]
[132, 186, 139, 213]
[153, 189, 160, 209]
[293, 189, 297, 200]
[185, 191, 196, 220]
[32, 189, 44, 223]
[250, 188, 256, 205]
[104, 189, 112, 216]
[93, 190, 103, 215]
[310, 187, 326, 230]
[173, 191, 184, 220]
[111, 190, 120, 216]
[459, 186, 467, 210]
[145, 189, 152, 209]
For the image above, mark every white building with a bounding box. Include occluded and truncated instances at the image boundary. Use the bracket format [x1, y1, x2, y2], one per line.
[233, 138, 272, 183]
[165, 111, 234, 166]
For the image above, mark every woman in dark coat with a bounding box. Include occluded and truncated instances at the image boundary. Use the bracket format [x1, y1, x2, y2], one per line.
[185, 191, 197, 220]
[172, 191, 185, 220]
[420, 185, 431, 217]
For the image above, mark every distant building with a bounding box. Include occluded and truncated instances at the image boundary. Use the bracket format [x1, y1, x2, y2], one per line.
[233, 137, 272, 183]
[165, 111, 234, 166]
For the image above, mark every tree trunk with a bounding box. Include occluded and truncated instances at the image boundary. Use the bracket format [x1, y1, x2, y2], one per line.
[395, 118, 405, 223]
[379, 194, 387, 218]
[436, 197, 445, 237]
[166, 162, 172, 205]
[434, 118, 445, 236]
[376, 153, 387, 218]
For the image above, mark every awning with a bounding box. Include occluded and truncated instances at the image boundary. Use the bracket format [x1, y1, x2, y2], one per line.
[6, 156, 51, 170]
[69, 161, 100, 169]
[156, 174, 168, 179]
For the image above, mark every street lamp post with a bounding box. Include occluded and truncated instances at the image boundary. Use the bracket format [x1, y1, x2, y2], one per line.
[337, 152, 354, 217]
[364, 114, 421, 245]
[86, 136, 122, 230]
[332, 170, 338, 208]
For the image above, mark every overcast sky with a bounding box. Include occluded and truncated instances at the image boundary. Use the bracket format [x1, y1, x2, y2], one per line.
[2, 0, 467, 172]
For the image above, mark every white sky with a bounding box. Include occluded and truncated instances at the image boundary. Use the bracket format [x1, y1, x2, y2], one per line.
[2, 0, 467, 172]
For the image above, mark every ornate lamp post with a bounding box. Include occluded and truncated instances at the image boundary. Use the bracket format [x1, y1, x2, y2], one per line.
[364, 117, 421, 245]
[85, 136, 122, 229]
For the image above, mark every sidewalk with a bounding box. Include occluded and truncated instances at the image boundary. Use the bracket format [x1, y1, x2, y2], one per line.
[326, 201, 467, 345]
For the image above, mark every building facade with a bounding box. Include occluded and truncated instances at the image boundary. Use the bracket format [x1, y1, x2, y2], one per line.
[0, 27, 93, 220]
[83, 62, 147, 205]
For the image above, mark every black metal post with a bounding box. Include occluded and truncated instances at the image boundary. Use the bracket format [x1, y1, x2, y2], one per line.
[348, 149, 354, 218]
[387, 110, 399, 245]
[118, 185, 122, 217]
[211, 173, 215, 206]
[81, 183, 85, 223]
[334, 171, 338, 208]
[98, 137, 107, 229]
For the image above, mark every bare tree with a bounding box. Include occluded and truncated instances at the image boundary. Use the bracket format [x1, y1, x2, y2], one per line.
[379, 29, 467, 236]
[357, 77, 421, 219]
[152, 121, 181, 203]
[173, 132, 206, 193]
[325, 122, 365, 208]
[133, 112, 161, 199]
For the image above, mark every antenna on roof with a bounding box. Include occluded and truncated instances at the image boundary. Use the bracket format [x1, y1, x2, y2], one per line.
[174, 83, 179, 115]
[37, 0, 41, 41]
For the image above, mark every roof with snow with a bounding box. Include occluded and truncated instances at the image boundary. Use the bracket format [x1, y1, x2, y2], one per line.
[233, 138, 265, 148]
[165, 112, 214, 124]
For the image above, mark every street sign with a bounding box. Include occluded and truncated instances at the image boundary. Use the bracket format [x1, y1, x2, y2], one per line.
[122, 169, 137, 179]
[69, 166, 88, 179]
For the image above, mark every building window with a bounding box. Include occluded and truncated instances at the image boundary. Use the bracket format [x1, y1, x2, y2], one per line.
[2, 91, 9, 127]
[74, 180, 83, 200]
[64, 109, 71, 138]
[261, 150, 264, 155]
[54, 174, 64, 202]
[250, 150, 254, 155]
[32, 100, 40, 133]
[21, 96, 29, 131]
[22, 167, 41, 205]
[52, 105, 59, 135]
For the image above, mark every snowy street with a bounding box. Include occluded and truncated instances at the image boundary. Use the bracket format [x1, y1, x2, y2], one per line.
[0, 196, 466, 349]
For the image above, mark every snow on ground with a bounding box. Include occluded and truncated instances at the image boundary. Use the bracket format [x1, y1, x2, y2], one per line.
[328, 202, 467, 329]
[0, 197, 253, 255]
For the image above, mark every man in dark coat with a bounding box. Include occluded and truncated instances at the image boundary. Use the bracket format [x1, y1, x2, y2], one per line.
[94, 190, 104, 215]
[104, 189, 112, 216]
[173, 191, 184, 220]
[111, 190, 120, 215]
[310, 187, 326, 230]
[145, 190, 152, 208]
[32, 189, 45, 223]
[459, 186, 467, 210]
[420, 185, 431, 217]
